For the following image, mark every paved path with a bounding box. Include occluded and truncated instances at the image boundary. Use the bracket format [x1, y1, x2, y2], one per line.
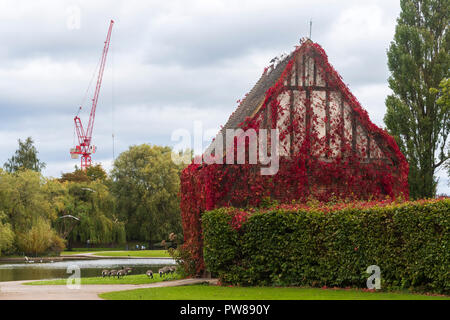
[0, 278, 217, 300]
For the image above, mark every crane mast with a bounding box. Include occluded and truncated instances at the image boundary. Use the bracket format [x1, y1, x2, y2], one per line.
[70, 20, 114, 170]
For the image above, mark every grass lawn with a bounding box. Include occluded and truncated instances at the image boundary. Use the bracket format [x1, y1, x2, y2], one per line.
[25, 273, 182, 285]
[60, 251, 93, 255]
[60, 248, 126, 255]
[60, 249, 171, 258]
[93, 250, 171, 258]
[99, 284, 450, 300]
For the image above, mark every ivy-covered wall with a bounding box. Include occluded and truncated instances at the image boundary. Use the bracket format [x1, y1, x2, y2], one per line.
[180, 41, 409, 275]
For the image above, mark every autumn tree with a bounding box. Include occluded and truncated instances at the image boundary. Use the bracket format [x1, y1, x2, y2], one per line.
[59, 164, 107, 183]
[86, 164, 107, 181]
[59, 167, 90, 183]
[384, 0, 449, 198]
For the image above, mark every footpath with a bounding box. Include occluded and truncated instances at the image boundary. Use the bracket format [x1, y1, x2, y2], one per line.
[0, 278, 217, 300]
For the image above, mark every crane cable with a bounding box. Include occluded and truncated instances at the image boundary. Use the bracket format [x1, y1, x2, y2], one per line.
[73, 45, 103, 148]
[77, 46, 103, 117]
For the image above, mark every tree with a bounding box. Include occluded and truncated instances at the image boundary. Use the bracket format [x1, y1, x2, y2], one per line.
[59, 164, 107, 183]
[0, 169, 61, 255]
[0, 170, 56, 233]
[16, 218, 65, 256]
[4, 137, 46, 173]
[384, 0, 449, 199]
[431, 78, 450, 183]
[59, 167, 90, 183]
[63, 180, 126, 245]
[86, 164, 107, 182]
[0, 167, 125, 255]
[0, 211, 14, 256]
[111, 144, 184, 243]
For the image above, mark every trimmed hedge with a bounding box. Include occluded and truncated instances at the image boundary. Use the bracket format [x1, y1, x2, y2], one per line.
[202, 199, 450, 294]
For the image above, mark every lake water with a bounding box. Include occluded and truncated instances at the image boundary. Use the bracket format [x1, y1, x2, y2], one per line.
[0, 258, 175, 282]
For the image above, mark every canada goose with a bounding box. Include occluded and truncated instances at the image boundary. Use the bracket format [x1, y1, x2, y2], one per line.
[117, 269, 127, 278]
[109, 270, 117, 277]
[122, 266, 132, 274]
[159, 266, 171, 277]
[101, 269, 109, 277]
[146, 270, 153, 279]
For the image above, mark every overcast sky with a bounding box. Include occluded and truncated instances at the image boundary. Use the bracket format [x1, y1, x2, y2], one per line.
[0, 0, 448, 194]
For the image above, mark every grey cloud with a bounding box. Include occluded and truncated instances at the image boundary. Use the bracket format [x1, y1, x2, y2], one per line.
[0, 0, 447, 194]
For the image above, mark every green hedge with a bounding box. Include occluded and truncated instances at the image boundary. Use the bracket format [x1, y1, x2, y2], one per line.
[202, 199, 450, 294]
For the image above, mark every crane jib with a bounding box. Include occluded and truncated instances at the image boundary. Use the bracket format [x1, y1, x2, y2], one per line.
[70, 20, 114, 170]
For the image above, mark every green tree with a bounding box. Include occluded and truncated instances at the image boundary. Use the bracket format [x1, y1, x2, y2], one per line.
[0, 211, 14, 256]
[50, 165, 125, 246]
[4, 137, 46, 173]
[431, 78, 450, 183]
[16, 218, 65, 256]
[384, 0, 449, 199]
[0, 170, 56, 233]
[0, 169, 65, 255]
[111, 144, 184, 243]
[63, 180, 126, 245]
[0, 167, 125, 255]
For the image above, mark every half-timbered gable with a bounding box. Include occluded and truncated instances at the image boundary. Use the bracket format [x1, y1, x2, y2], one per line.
[180, 40, 409, 275]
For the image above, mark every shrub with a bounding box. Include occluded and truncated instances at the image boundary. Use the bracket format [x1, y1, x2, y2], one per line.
[168, 245, 197, 278]
[202, 198, 450, 294]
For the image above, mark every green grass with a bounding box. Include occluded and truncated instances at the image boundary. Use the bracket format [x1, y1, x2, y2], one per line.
[25, 273, 182, 285]
[65, 247, 124, 252]
[60, 249, 171, 258]
[99, 284, 450, 300]
[93, 250, 171, 258]
[60, 248, 125, 255]
[60, 251, 92, 255]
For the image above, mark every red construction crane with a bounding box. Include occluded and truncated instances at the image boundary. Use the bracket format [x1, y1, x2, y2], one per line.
[70, 20, 114, 170]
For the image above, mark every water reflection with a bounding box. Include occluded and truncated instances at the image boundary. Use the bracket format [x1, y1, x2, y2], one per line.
[0, 259, 175, 282]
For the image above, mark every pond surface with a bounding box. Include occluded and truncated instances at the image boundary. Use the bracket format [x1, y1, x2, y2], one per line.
[0, 258, 175, 282]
